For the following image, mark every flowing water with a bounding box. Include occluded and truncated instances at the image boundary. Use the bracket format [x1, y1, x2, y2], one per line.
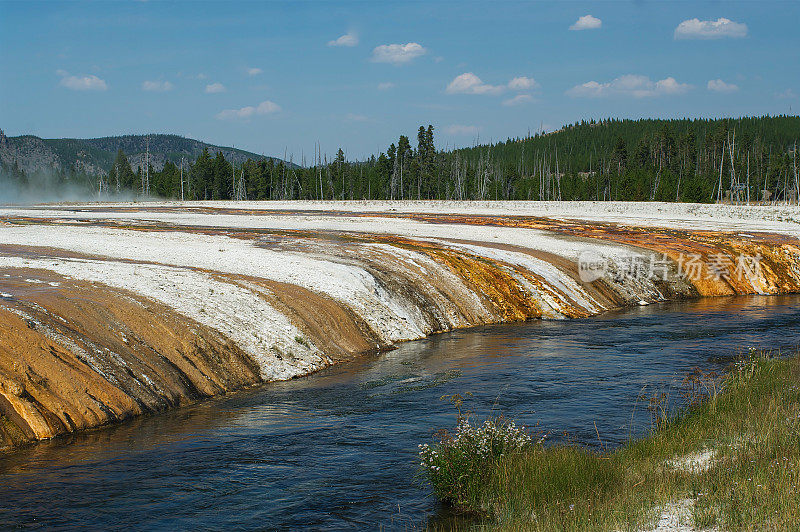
[1, 295, 799, 530]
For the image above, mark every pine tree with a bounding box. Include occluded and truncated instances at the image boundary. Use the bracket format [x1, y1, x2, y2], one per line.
[109, 149, 136, 191]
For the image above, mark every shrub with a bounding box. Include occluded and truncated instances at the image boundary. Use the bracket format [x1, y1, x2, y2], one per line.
[419, 416, 533, 509]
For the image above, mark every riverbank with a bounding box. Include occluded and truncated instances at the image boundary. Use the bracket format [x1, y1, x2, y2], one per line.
[429, 351, 800, 531]
[1, 201, 799, 450]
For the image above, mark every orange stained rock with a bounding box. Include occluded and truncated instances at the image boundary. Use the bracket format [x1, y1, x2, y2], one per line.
[0, 269, 261, 451]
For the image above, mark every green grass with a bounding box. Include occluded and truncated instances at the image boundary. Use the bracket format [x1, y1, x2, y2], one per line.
[424, 351, 800, 530]
[294, 335, 310, 348]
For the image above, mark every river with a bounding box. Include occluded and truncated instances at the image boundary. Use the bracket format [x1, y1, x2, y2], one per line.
[1, 295, 799, 530]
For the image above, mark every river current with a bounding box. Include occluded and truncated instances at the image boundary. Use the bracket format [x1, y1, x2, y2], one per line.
[1, 295, 799, 530]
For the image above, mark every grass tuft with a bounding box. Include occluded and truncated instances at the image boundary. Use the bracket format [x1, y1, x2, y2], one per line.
[294, 335, 310, 348]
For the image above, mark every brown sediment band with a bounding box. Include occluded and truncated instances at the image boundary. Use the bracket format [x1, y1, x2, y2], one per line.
[0, 268, 261, 450]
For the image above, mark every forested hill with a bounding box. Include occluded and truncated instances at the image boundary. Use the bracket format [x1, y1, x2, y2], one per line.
[232, 114, 797, 204]
[446, 115, 800, 202]
[0, 132, 282, 178]
[2, 115, 798, 203]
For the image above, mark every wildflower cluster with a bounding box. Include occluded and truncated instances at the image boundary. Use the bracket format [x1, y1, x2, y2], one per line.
[418, 416, 533, 507]
[732, 347, 772, 383]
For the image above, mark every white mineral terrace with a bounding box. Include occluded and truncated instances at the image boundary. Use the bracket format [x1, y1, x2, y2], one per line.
[0, 202, 800, 446]
[1, 201, 799, 383]
[5, 200, 800, 233]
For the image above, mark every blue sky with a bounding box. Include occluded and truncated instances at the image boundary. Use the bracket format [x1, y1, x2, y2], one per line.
[1, 1, 798, 160]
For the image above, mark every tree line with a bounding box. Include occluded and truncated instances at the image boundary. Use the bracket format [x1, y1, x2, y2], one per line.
[4, 115, 799, 204]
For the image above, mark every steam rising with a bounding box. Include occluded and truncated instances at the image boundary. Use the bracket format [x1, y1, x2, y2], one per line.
[0, 171, 139, 206]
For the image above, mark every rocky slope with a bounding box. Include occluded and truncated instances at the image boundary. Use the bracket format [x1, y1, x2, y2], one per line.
[1, 201, 799, 450]
[0, 130, 281, 177]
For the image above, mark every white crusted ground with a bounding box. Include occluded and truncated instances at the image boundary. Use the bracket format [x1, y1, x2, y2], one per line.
[1, 201, 798, 380]
[9, 200, 800, 233]
[0, 255, 322, 380]
[669, 449, 715, 473]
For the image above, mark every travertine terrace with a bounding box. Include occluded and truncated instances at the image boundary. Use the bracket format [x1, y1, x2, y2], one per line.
[2, 201, 799, 450]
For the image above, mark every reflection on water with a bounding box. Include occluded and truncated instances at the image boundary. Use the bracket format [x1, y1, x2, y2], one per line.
[1, 295, 799, 530]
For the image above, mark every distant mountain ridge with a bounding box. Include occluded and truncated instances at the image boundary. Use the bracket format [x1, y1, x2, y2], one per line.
[0, 131, 285, 177]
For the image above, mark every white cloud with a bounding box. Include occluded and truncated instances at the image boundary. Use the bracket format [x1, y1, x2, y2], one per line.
[502, 94, 533, 106]
[570, 15, 602, 31]
[508, 76, 538, 90]
[371, 42, 427, 64]
[57, 70, 107, 91]
[447, 73, 539, 95]
[328, 32, 359, 47]
[446, 72, 504, 95]
[216, 100, 281, 120]
[567, 74, 690, 98]
[377, 82, 395, 90]
[674, 18, 747, 39]
[205, 82, 226, 93]
[776, 88, 797, 99]
[446, 125, 479, 136]
[654, 77, 690, 95]
[247, 67, 263, 76]
[568, 81, 604, 97]
[707, 79, 739, 93]
[141, 80, 173, 92]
